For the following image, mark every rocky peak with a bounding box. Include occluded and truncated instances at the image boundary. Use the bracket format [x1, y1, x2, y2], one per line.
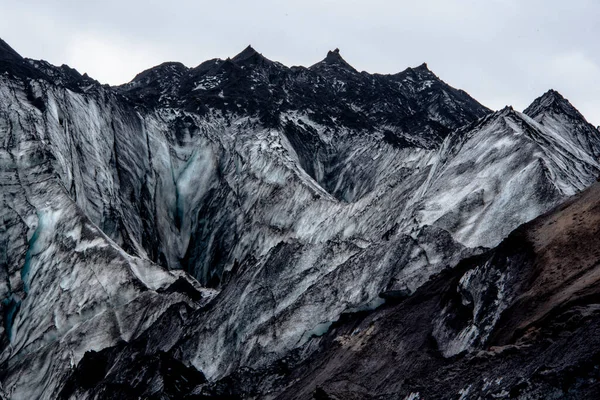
[415, 62, 429, 70]
[310, 48, 357, 72]
[411, 62, 433, 75]
[0, 38, 96, 90]
[231, 45, 272, 66]
[324, 48, 342, 62]
[523, 89, 600, 159]
[524, 89, 585, 122]
[393, 62, 438, 82]
[0, 37, 23, 62]
[233, 45, 258, 60]
[0, 37, 39, 79]
[117, 62, 189, 107]
[129, 61, 188, 84]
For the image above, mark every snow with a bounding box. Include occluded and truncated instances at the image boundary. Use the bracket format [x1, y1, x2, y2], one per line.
[415, 109, 600, 248]
[458, 384, 473, 400]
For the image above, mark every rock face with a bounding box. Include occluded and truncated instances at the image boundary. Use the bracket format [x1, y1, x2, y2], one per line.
[65, 179, 600, 400]
[266, 180, 600, 399]
[0, 38, 600, 399]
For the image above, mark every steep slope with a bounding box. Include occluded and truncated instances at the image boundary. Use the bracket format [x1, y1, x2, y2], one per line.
[0, 41, 495, 291]
[268, 180, 600, 399]
[0, 76, 214, 399]
[50, 92, 600, 395]
[525, 89, 600, 160]
[67, 182, 600, 399]
[0, 40, 490, 399]
[118, 46, 490, 202]
[413, 104, 600, 248]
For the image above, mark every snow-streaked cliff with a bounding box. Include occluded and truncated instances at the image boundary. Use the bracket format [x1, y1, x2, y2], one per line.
[1, 37, 600, 398]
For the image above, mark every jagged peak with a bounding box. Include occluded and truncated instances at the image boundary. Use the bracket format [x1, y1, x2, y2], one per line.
[524, 89, 585, 121]
[393, 62, 439, 82]
[457, 105, 521, 134]
[414, 62, 429, 71]
[132, 61, 187, 77]
[477, 106, 516, 126]
[530, 89, 566, 107]
[543, 88, 563, 99]
[231, 44, 270, 64]
[0, 37, 23, 62]
[310, 48, 357, 72]
[324, 48, 342, 62]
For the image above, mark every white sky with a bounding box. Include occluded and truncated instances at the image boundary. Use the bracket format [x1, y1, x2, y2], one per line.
[1, 0, 599, 125]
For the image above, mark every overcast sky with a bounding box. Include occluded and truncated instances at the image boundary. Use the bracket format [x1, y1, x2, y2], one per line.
[1, 0, 599, 125]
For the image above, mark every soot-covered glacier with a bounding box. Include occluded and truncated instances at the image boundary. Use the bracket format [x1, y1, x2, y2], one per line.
[1, 37, 600, 399]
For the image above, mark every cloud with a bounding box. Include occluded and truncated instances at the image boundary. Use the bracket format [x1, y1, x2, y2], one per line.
[548, 51, 600, 86]
[64, 32, 171, 84]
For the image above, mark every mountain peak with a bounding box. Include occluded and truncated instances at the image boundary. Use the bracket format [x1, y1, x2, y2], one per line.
[536, 89, 565, 104]
[393, 62, 438, 82]
[232, 45, 262, 63]
[127, 61, 188, 85]
[325, 48, 341, 60]
[0, 37, 23, 62]
[524, 89, 585, 121]
[310, 48, 357, 72]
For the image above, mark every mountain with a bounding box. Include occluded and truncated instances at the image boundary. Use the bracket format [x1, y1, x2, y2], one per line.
[63, 181, 600, 399]
[0, 38, 23, 63]
[267, 179, 600, 399]
[414, 104, 600, 248]
[0, 38, 599, 398]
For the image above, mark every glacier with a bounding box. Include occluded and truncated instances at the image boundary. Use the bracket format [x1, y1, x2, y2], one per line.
[0, 38, 599, 398]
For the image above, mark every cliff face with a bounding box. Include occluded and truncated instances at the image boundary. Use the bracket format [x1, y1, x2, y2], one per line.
[61, 183, 600, 399]
[1, 39, 600, 399]
[269, 181, 600, 399]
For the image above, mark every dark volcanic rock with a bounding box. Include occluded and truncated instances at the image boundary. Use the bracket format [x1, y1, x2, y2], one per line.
[117, 45, 490, 146]
[0, 38, 23, 62]
[0, 38, 98, 92]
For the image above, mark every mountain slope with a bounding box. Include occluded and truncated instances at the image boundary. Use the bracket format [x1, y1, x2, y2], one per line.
[0, 38, 599, 399]
[118, 46, 490, 202]
[414, 103, 600, 248]
[270, 180, 600, 399]
[0, 75, 214, 399]
[66, 181, 600, 399]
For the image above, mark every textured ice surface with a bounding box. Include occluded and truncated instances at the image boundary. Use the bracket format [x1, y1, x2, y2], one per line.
[415, 107, 600, 248]
[0, 78, 208, 399]
[1, 52, 599, 398]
